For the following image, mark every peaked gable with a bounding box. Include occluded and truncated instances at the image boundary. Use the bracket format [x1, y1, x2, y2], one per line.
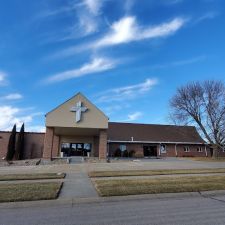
[46, 93, 108, 129]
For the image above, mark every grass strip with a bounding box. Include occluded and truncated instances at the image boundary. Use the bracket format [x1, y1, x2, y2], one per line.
[0, 182, 63, 202]
[89, 168, 225, 178]
[187, 157, 225, 162]
[94, 175, 225, 197]
[0, 173, 65, 181]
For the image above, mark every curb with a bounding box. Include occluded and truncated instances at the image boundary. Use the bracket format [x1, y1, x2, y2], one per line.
[1, 190, 225, 209]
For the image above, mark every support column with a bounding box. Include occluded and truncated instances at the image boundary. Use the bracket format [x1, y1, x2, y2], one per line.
[99, 129, 107, 160]
[52, 135, 60, 157]
[43, 127, 54, 159]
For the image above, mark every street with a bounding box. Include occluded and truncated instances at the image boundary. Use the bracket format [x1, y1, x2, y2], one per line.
[1, 194, 225, 225]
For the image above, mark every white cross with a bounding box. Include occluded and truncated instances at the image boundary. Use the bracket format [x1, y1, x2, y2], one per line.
[70, 101, 88, 123]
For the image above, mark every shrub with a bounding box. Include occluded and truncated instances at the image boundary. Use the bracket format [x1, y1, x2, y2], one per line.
[123, 150, 129, 157]
[114, 148, 122, 157]
[134, 151, 143, 158]
[129, 150, 135, 158]
[15, 123, 25, 160]
[6, 124, 17, 161]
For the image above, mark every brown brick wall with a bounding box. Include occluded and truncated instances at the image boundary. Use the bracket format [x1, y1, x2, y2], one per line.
[109, 143, 210, 158]
[0, 131, 44, 159]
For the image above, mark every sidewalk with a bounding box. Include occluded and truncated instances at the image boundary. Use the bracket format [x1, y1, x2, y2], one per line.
[58, 170, 98, 199]
[1, 189, 225, 209]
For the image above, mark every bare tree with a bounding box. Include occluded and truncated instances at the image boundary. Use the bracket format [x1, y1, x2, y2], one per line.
[170, 80, 225, 157]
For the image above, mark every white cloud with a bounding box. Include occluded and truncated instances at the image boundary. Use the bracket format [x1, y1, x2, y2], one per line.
[83, 0, 103, 15]
[45, 57, 116, 83]
[151, 55, 207, 69]
[0, 71, 7, 86]
[127, 112, 143, 121]
[26, 125, 46, 133]
[0, 106, 44, 131]
[97, 78, 158, 103]
[92, 16, 186, 49]
[195, 12, 219, 24]
[1, 93, 23, 100]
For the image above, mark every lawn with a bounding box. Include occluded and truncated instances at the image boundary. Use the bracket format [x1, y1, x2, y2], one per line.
[94, 175, 225, 197]
[89, 168, 225, 178]
[0, 182, 63, 202]
[0, 173, 66, 181]
[187, 157, 225, 162]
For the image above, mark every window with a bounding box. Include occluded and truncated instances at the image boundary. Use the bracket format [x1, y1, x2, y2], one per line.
[184, 146, 190, 152]
[120, 145, 127, 152]
[84, 143, 91, 152]
[197, 147, 202, 152]
[160, 144, 166, 153]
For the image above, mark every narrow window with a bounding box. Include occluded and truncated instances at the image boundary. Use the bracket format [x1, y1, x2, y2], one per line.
[160, 144, 166, 153]
[184, 146, 190, 152]
[197, 147, 202, 152]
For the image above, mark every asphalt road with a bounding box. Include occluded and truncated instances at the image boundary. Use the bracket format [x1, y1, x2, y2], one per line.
[1, 195, 225, 225]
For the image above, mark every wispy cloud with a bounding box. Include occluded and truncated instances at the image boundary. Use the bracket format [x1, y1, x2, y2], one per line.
[96, 78, 158, 103]
[57, 16, 187, 57]
[151, 55, 207, 69]
[0, 71, 7, 86]
[45, 57, 116, 83]
[92, 16, 186, 49]
[164, 0, 184, 5]
[37, 0, 105, 43]
[126, 112, 143, 121]
[83, 0, 103, 15]
[0, 93, 23, 101]
[194, 11, 219, 24]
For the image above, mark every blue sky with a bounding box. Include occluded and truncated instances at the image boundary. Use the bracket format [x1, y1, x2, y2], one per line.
[0, 0, 225, 132]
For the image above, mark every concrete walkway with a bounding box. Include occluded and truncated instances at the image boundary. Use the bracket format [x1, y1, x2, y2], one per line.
[59, 169, 98, 199]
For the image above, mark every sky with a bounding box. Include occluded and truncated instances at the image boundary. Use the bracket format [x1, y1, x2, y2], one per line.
[0, 0, 225, 132]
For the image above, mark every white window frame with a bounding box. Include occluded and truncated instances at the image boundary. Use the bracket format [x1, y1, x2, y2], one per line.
[184, 146, 190, 152]
[197, 147, 203, 152]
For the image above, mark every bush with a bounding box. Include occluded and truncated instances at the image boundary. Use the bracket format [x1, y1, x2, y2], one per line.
[129, 150, 135, 158]
[114, 148, 122, 157]
[134, 151, 143, 158]
[123, 150, 129, 157]
[6, 124, 17, 161]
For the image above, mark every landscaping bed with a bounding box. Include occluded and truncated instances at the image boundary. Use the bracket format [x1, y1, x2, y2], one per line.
[94, 175, 225, 197]
[89, 168, 225, 178]
[0, 182, 63, 202]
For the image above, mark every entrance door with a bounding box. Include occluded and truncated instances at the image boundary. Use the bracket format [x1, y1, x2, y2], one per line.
[143, 145, 157, 157]
[61, 143, 91, 157]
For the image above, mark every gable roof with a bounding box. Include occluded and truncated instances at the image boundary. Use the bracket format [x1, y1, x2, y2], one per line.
[108, 122, 205, 144]
[45, 92, 108, 119]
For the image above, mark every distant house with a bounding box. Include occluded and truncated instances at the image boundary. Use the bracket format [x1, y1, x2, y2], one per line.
[0, 92, 220, 160]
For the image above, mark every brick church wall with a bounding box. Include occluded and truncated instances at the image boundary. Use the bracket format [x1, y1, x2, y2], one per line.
[0, 131, 44, 159]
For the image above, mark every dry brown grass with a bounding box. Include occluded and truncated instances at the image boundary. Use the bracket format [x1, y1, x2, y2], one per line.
[89, 168, 225, 178]
[94, 175, 225, 197]
[187, 157, 225, 162]
[0, 173, 65, 181]
[0, 182, 63, 202]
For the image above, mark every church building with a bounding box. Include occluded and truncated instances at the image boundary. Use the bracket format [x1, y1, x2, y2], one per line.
[42, 93, 209, 159]
[0, 93, 212, 160]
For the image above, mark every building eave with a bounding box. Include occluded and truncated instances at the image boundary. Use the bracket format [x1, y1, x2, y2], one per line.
[107, 140, 207, 145]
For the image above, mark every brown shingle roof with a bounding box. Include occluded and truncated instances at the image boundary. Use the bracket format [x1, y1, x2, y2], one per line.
[108, 122, 205, 143]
